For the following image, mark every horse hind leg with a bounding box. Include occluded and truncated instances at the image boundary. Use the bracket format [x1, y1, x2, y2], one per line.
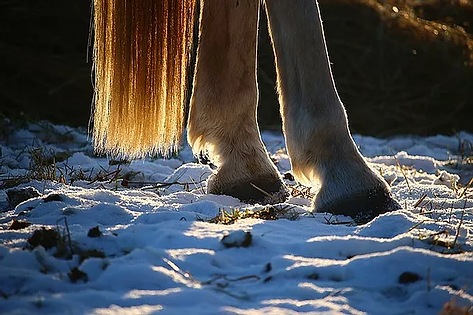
[264, 0, 400, 223]
[187, 0, 288, 203]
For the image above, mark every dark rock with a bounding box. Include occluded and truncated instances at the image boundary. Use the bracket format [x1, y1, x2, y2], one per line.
[43, 194, 63, 202]
[398, 271, 422, 284]
[27, 227, 60, 250]
[307, 273, 319, 280]
[87, 226, 102, 238]
[68, 267, 88, 283]
[221, 231, 252, 248]
[6, 187, 41, 208]
[264, 263, 272, 273]
[8, 219, 31, 230]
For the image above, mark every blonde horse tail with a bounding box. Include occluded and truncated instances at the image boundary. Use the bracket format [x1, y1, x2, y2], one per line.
[92, 0, 197, 158]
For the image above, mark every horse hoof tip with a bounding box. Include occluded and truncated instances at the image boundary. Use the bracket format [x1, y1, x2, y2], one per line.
[209, 177, 288, 205]
[318, 188, 401, 225]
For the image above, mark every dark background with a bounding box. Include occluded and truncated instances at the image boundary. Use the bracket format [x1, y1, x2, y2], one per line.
[1, 0, 472, 136]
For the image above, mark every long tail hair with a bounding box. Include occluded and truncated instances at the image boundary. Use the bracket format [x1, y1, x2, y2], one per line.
[92, 0, 197, 158]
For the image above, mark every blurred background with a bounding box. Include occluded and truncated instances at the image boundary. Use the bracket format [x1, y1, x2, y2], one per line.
[1, 0, 472, 136]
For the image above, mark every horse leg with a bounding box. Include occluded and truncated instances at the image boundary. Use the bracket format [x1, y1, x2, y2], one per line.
[188, 0, 288, 203]
[264, 0, 400, 223]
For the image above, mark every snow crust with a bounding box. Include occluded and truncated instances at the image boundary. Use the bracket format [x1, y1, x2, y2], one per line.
[0, 121, 472, 314]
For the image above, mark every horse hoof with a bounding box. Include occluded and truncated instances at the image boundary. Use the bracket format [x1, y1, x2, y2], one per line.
[208, 175, 289, 204]
[317, 188, 401, 224]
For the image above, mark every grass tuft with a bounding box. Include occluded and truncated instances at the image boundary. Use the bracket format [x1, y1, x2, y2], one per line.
[440, 300, 473, 315]
[208, 204, 298, 225]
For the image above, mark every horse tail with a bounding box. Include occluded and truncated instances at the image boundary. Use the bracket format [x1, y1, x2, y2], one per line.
[92, 0, 197, 158]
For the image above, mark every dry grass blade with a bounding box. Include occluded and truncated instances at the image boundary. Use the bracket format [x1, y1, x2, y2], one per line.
[162, 257, 197, 283]
[289, 184, 314, 199]
[250, 183, 280, 203]
[56, 217, 74, 256]
[138, 179, 205, 191]
[451, 199, 467, 250]
[413, 194, 428, 208]
[201, 274, 261, 285]
[407, 219, 429, 232]
[391, 148, 412, 194]
[459, 177, 473, 199]
[207, 205, 298, 225]
[28, 147, 59, 182]
[324, 214, 355, 225]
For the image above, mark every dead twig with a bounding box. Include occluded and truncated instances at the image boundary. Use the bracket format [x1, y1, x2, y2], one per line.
[391, 149, 412, 194]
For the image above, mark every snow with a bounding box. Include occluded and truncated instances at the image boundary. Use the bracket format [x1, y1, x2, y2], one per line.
[0, 120, 472, 314]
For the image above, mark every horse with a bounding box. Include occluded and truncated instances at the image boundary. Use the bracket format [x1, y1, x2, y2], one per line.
[91, 0, 400, 224]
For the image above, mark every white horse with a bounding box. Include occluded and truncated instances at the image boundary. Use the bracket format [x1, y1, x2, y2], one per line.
[92, 0, 400, 223]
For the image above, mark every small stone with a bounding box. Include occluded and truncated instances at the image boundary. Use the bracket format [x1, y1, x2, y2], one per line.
[221, 231, 252, 248]
[8, 219, 32, 230]
[263, 263, 272, 273]
[68, 267, 88, 283]
[87, 226, 102, 238]
[6, 187, 41, 208]
[307, 273, 319, 280]
[398, 271, 422, 284]
[43, 194, 63, 202]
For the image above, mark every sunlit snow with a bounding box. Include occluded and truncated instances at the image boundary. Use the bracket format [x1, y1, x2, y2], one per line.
[0, 121, 472, 314]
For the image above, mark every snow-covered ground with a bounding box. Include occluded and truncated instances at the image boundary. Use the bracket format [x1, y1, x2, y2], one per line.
[0, 121, 472, 315]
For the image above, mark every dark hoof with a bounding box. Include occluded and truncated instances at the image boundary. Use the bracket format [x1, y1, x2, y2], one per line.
[208, 176, 289, 204]
[318, 188, 401, 224]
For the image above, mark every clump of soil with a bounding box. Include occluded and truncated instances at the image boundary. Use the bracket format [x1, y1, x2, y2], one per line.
[43, 194, 64, 203]
[6, 187, 41, 208]
[398, 271, 423, 284]
[221, 231, 253, 248]
[27, 228, 60, 250]
[8, 219, 32, 230]
[87, 226, 102, 238]
[68, 267, 88, 283]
